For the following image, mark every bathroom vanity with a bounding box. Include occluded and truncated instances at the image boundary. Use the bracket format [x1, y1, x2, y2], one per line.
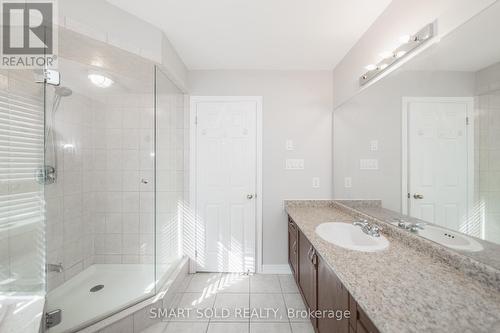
[288, 217, 378, 333]
[285, 200, 500, 333]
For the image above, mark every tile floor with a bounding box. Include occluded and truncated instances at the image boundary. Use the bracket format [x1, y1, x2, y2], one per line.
[142, 273, 314, 333]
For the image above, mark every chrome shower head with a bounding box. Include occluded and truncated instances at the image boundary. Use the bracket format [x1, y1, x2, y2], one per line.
[55, 86, 72, 97]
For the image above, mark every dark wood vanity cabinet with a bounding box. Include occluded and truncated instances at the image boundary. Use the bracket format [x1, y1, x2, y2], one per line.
[288, 218, 299, 279]
[288, 216, 380, 333]
[317, 255, 349, 333]
[348, 295, 380, 333]
[298, 230, 318, 327]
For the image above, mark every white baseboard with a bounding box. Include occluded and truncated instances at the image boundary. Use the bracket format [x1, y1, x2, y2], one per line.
[260, 264, 291, 274]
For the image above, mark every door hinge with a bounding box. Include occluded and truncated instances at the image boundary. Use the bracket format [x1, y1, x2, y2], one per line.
[194, 250, 198, 259]
[45, 309, 62, 329]
[466, 117, 470, 125]
[194, 115, 198, 125]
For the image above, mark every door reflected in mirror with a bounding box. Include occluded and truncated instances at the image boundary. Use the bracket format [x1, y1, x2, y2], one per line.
[333, 1, 500, 258]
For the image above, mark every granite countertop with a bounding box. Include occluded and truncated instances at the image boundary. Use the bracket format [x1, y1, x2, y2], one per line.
[285, 201, 500, 333]
[346, 205, 500, 271]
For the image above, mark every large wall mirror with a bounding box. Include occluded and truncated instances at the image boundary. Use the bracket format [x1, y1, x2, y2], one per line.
[333, 2, 500, 268]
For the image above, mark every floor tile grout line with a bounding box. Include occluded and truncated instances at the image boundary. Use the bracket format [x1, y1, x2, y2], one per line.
[206, 274, 220, 333]
[249, 275, 253, 332]
[170, 273, 308, 333]
[277, 274, 294, 332]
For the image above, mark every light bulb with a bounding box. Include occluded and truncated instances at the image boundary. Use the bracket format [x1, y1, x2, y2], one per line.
[379, 51, 393, 59]
[88, 72, 114, 88]
[395, 50, 407, 58]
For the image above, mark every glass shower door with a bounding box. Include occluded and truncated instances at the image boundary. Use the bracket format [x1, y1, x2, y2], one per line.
[43, 27, 156, 332]
[0, 69, 46, 293]
[155, 66, 185, 284]
[0, 68, 47, 328]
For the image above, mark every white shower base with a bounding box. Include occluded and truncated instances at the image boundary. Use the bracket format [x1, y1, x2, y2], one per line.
[46, 264, 168, 333]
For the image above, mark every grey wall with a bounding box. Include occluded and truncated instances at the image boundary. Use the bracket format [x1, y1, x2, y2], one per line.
[189, 70, 333, 266]
[333, 70, 475, 212]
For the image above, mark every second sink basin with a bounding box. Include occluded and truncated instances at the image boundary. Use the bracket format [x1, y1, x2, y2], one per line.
[315, 222, 389, 252]
[417, 225, 483, 252]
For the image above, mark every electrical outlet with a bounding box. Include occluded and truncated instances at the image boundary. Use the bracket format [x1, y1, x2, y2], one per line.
[286, 139, 295, 151]
[370, 140, 378, 151]
[285, 159, 304, 170]
[344, 177, 352, 188]
[312, 177, 320, 188]
[360, 159, 379, 170]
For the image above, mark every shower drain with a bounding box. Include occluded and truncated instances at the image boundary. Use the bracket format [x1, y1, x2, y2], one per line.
[90, 284, 104, 293]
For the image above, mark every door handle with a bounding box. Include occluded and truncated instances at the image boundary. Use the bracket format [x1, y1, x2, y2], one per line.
[413, 193, 424, 199]
[247, 194, 254, 200]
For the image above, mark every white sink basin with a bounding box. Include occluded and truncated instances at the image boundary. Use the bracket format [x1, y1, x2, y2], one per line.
[315, 222, 389, 252]
[418, 225, 483, 252]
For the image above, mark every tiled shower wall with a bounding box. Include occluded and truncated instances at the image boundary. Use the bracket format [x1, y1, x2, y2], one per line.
[91, 94, 156, 266]
[46, 86, 186, 291]
[475, 62, 500, 244]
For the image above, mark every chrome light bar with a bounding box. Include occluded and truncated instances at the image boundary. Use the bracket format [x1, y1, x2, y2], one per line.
[359, 22, 436, 86]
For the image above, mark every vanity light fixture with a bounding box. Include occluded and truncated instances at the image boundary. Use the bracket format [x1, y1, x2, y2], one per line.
[360, 22, 435, 86]
[88, 71, 114, 88]
[378, 63, 389, 70]
[379, 51, 393, 59]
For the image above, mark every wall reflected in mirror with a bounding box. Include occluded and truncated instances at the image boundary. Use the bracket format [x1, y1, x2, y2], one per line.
[333, 2, 500, 249]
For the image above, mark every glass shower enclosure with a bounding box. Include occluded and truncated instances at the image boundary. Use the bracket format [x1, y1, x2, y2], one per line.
[0, 26, 185, 332]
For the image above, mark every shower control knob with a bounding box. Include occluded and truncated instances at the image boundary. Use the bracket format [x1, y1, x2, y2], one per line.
[141, 179, 149, 184]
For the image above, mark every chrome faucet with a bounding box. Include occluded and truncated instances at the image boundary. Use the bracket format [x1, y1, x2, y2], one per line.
[46, 263, 63, 273]
[353, 219, 382, 237]
[393, 218, 425, 232]
[407, 222, 425, 233]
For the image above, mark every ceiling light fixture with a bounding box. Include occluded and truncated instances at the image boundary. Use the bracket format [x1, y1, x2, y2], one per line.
[88, 71, 114, 88]
[360, 22, 436, 86]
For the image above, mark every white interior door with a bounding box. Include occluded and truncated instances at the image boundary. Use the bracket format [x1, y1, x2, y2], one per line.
[405, 98, 472, 231]
[194, 97, 259, 273]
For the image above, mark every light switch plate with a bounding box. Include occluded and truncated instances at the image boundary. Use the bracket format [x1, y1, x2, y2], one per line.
[312, 177, 320, 188]
[360, 159, 379, 170]
[344, 177, 352, 188]
[285, 159, 304, 170]
[370, 140, 378, 151]
[286, 139, 295, 151]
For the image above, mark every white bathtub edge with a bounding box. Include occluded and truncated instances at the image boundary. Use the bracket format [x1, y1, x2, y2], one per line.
[77, 256, 189, 333]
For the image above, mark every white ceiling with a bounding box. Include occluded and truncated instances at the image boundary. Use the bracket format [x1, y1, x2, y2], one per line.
[106, 0, 391, 70]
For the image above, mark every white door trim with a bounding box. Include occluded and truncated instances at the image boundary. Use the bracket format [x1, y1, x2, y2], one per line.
[401, 97, 474, 218]
[189, 96, 263, 273]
